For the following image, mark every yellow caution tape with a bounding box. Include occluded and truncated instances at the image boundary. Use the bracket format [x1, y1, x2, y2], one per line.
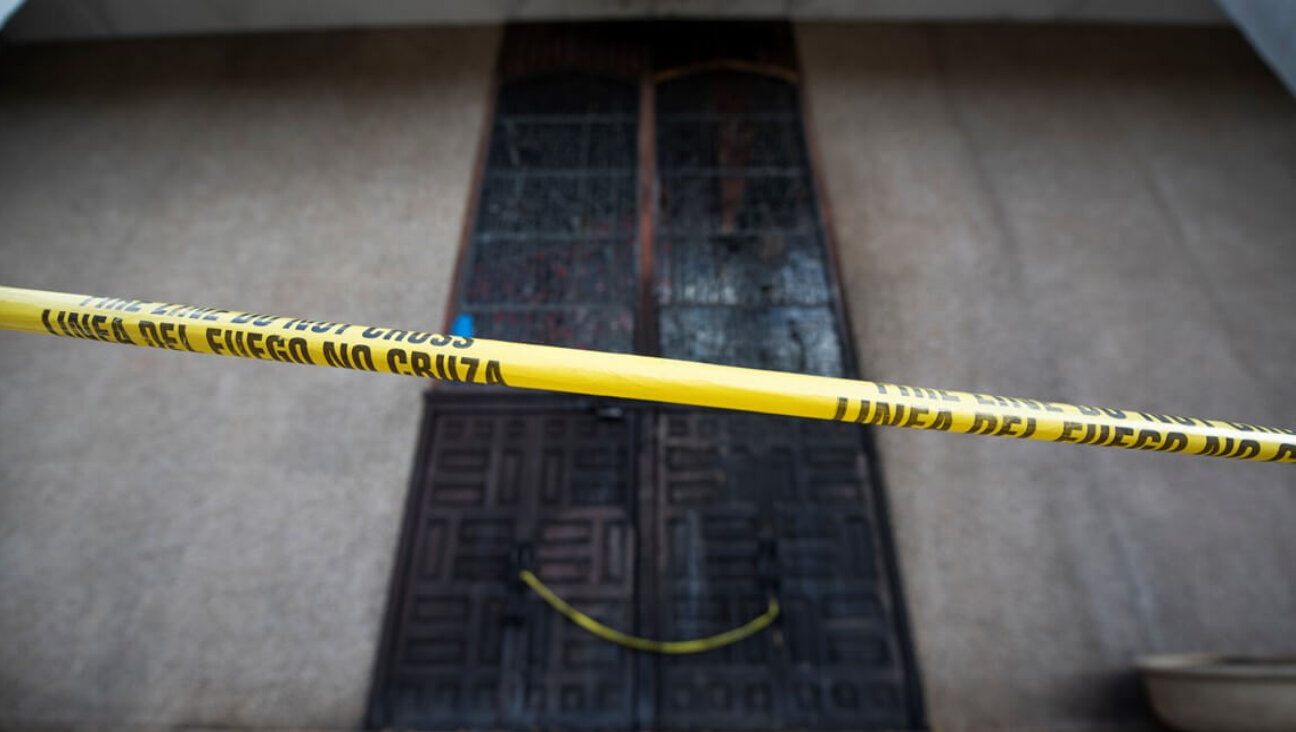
[0, 285, 1293, 464]
[519, 570, 779, 654]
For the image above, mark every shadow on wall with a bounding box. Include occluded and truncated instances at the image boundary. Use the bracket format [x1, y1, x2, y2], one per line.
[2, 0, 1226, 43]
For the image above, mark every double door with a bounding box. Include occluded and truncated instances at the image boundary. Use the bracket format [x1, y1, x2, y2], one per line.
[368, 394, 920, 730]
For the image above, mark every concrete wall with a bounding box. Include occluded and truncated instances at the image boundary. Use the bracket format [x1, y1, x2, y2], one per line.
[4, 21, 1296, 732]
[3, 0, 1226, 42]
[0, 27, 500, 727]
[799, 22, 1296, 731]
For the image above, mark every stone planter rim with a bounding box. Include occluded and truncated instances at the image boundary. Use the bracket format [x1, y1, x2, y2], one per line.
[1137, 653, 1296, 682]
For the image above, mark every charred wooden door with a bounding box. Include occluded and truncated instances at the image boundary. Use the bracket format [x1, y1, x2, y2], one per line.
[368, 22, 923, 731]
[645, 409, 913, 729]
[368, 397, 642, 729]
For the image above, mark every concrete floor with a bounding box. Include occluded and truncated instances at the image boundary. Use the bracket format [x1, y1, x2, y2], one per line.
[1, 21, 1295, 732]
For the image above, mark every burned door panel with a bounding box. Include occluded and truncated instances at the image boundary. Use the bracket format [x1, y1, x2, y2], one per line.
[458, 74, 641, 353]
[654, 72, 845, 377]
[648, 410, 912, 730]
[370, 397, 640, 730]
[511, 407, 640, 729]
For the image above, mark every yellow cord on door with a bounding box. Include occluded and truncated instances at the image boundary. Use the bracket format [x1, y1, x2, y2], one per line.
[518, 569, 780, 654]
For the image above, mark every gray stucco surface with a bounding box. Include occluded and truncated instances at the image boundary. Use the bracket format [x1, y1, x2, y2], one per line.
[799, 23, 1296, 731]
[1, 0, 1227, 43]
[0, 28, 499, 727]
[3, 21, 1296, 732]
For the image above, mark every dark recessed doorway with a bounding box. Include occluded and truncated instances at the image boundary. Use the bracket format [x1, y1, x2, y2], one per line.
[368, 22, 924, 731]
